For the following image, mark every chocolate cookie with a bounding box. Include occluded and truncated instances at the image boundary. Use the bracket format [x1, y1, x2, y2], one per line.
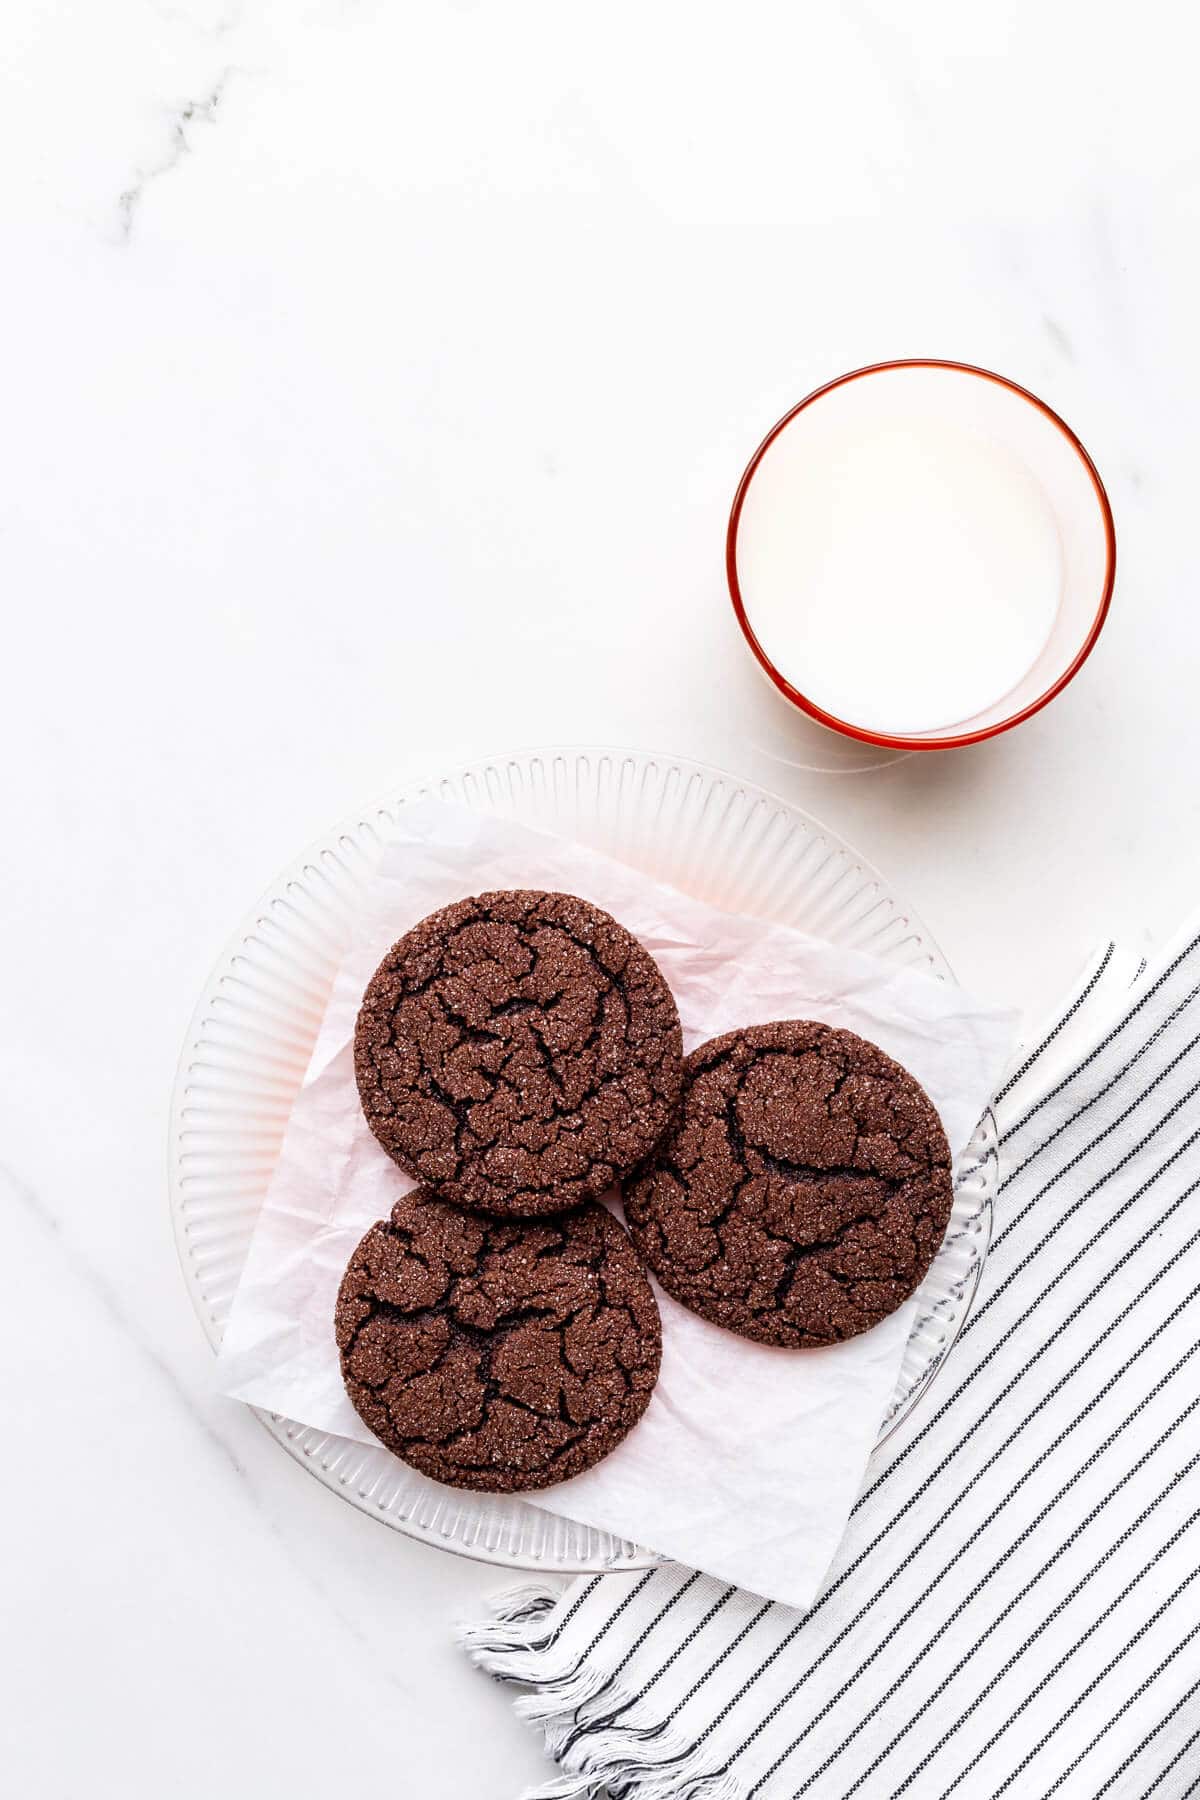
[354, 890, 683, 1217]
[623, 1021, 953, 1348]
[335, 1189, 661, 1492]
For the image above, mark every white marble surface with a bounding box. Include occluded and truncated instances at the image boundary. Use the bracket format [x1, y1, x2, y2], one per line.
[3, 3, 1198, 1794]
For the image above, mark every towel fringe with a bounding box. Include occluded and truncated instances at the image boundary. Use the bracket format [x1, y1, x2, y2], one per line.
[456, 1581, 567, 1683]
[513, 1658, 617, 1723]
[459, 1583, 745, 1800]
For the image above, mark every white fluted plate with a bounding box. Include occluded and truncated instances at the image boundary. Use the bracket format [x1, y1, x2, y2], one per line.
[170, 747, 995, 1572]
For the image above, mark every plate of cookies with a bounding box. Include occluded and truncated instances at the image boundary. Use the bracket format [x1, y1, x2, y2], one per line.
[171, 748, 1008, 1583]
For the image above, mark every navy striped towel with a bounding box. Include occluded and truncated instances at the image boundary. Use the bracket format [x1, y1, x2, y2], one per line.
[462, 926, 1200, 1799]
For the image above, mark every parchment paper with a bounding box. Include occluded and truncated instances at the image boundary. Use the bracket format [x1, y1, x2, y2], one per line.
[217, 801, 1015, 1606]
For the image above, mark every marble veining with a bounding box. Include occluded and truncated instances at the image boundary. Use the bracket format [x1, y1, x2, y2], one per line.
[149, 0, 244, 37]
[4, 1156, 423, 1699]
[4, 1161, 251, 1479]
[117, 73, 233, 241]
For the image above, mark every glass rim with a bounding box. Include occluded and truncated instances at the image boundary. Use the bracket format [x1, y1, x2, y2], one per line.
[726, 358, 1117, 752]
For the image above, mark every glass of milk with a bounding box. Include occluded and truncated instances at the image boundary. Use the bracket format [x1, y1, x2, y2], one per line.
[727, 361, 1115, 749]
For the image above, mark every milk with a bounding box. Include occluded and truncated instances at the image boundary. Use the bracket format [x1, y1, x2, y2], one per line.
[734, 408, 1064, 738]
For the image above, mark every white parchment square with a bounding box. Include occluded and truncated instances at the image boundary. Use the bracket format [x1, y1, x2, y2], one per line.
[217, 801, 1015, 1606]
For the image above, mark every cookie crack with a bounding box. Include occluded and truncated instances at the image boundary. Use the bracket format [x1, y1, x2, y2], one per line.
[623, 1024, 953, 1348]
[337, 1194, 661, 1489]
[356, 893, 682, 1214]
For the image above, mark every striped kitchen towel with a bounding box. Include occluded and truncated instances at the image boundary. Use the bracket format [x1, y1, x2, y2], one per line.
[462, 924, 1200, 1800]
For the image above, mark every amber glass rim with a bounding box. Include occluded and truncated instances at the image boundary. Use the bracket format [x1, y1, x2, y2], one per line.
[726, 359, 1117, 752]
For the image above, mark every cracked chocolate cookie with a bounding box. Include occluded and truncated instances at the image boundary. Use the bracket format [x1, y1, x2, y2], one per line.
[336, 1188, 662, 1492]
[622, 1021, 953, 1348]
[354, 890, 683, 1217]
